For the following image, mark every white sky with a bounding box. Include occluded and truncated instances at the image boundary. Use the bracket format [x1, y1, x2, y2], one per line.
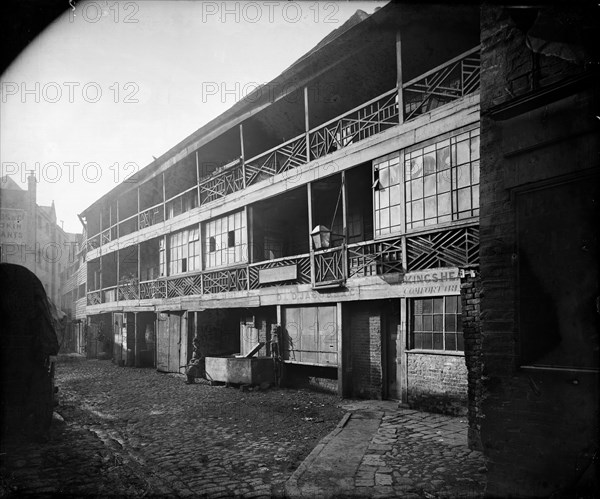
[0, 0, 387, 233]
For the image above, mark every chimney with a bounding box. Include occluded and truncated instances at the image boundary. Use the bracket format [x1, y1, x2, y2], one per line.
[26, 172, 37, 270]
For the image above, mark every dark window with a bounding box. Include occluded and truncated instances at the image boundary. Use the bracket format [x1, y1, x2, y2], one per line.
[209, 236, 216, 252]
[227, 231, 235, 248]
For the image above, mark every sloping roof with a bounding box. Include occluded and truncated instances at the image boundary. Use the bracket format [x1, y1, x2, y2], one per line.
[80, 6, 384, 217]
[0, 175, 23, 191]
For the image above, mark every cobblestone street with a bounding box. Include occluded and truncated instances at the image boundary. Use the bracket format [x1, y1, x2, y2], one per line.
[1, 355, 344, 497]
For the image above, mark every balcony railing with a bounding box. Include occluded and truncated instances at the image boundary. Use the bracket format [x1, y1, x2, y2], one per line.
[118, 280, 139, 301]
[245, 135, 307, 187]
[403, 45, 480, 121]
[309, 88, 399, 161]
[248, 254, 311, 289]
[166, 273, 202, 298]
[347, 236, 403, 278]
[139, 204, 164, 229]
[139, 279, 167, 300]
[313, 246, 346, 287]
[202, 266, 248, 294]
[199, 159, 244, 206]
[82, 47, 481, 252]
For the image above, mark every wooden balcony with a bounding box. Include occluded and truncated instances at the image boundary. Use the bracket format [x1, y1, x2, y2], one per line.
[87, 224, 479, 306]
[82, 47, 481, 255]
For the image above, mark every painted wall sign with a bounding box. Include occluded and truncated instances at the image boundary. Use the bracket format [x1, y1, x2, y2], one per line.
[258, 264, 297, 284]
[0, 209, 26, 244]
[402, 268, 460, 296]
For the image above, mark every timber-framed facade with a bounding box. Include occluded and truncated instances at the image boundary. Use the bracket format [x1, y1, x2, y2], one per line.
[81, 4, 481, 412]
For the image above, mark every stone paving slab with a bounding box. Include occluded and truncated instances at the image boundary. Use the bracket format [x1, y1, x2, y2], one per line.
[286, 401, 486, 498]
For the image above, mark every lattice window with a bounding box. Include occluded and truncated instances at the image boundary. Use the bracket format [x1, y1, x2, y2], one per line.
[168, 226, 200, 276]
[374, 152, 402, 237]
[405, 127, 479, 229]
[410, 296, 463, 352]
[204, 211, 247, 269]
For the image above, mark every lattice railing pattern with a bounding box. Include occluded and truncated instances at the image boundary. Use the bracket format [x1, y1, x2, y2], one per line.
[139, 206, 163, 229]
[348, 237, 403, 278]
[139, 280, 167, 300]
[245, 135, 307, 187]
[403, 46, 480, 121]
[118, 281, 139, 301]
[314, 247, 345, 285]
[166, 274, 202, 298]
[84, 235, 100, 251]
[202, 266, 248, 294]
[101, 229, 111, 246]
[87, 290, 102, 305]
[199, 163, 244, 205]
[406, 226, 479, 271]
[248, 255, 311, 289]
[309, 89, 398, 161]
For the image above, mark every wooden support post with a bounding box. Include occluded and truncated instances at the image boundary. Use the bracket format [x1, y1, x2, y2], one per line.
[399, 297, 408, 404]
[137, 243, 141, 297]
[307, 183, 315, 287]
[116, 199, 120, 239]
[341, 171, 348, 280]
[134, 311, 139, 367]
[304, 86, 310, 162]
[336, 302, 343, 397]
[240, 124, 247, 189]
[162, 172, 167, 221]
[247, 205, 255, 264]
[400, 149, 408, 272]
[196, 150, 201, 206]
[396, 30, 404, 125]
[99, 209, 103, 243]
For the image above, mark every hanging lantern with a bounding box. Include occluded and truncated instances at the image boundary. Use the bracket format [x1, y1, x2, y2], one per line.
[311, 225, 331, 250]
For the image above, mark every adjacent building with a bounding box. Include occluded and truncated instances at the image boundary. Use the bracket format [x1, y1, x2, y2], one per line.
[0, 174, 76, 306]
[80, 3, 481, 413]
[477, 4, 599, 497]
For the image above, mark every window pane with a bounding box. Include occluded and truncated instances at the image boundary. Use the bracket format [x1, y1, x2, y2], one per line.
[390, 205, 402, 228]
[422, 299, 432, 313]
[389, 184, 402, 206]
[423, 154, 436, 175]
[433, 314, 443, 332]
[414, 332, 423, 349]
[389, 164, 399, 185]
[437, 171, 451, 193]
[433, 297, 443, 313]
[446, 314, 456, 331]
[445, 333, 457, 351]
[457, 163, 470, 188]
[470, 134, 480, 160]
[472, 160, 480, 185]
[446, 296, 458, 312]
[422, 332, 433, 350]
[414, 299, 424, 314]
[456, 140, 470, 164]
[411, 200, 423, 221]
[424, 175, 436, 197]
[413, 315, 423, 331]
[424, 196, 437, 220]
[380, 208, 389, 229]
[472, 184, 480, 209]
[380, 190, 390, 208]
[458, 187, 472, 213]
[438, 192, 451, 215]
[433, 333, 443, 350]
[437, 145, 450, 170]
[379, 167, 389, 188]
[411, 179, 423, 199]
[423, 315, 433, 331]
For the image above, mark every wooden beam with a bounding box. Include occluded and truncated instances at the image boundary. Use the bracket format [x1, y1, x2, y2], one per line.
[304, 86, 310, 163]
[399, 297, 408, 404]
[396, 30, 404, 125]
[336, 302, 343, 397]
[307, 183, 315, 287]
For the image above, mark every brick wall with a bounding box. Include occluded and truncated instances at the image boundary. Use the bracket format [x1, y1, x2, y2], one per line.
[407, 353, 468, 416]
[480, 5, 599, 497]
[348, 301, 383, 399]
[461, 273, 483, 450]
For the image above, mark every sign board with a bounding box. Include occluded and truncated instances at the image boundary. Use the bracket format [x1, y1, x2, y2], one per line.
[402, 268, 460, 296]
[258, 264, 297, 284]
[0, 209, 26, 244]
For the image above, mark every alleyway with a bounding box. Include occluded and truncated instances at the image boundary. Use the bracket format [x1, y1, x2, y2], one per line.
[1, 356, 486, 498]
[1, 355, 344, 497]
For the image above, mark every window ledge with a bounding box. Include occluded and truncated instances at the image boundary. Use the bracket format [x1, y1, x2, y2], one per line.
[406, 349, 464, 357]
